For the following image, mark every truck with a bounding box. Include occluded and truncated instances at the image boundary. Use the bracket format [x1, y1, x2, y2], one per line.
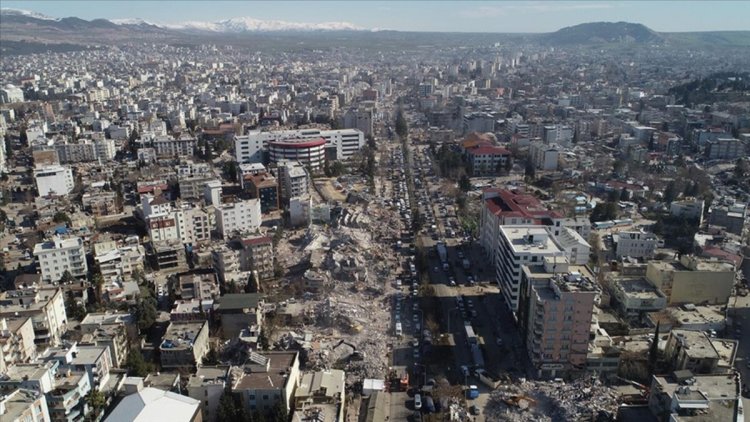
[436, 242, 447, 263]
[465, 385, 480, 400]
[464, 324, 478, 346]
[470, 344, 485, 369]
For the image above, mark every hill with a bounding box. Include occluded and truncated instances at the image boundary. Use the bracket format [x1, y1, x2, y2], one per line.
[543, 21, 663, 45]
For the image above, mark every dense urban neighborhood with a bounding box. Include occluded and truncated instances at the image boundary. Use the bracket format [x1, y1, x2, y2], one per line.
[1, 6, 750, 422]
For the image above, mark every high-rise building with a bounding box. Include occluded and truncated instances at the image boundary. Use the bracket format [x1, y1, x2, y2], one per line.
[519, 262, 599, 378]
[34, 165, 74, 197]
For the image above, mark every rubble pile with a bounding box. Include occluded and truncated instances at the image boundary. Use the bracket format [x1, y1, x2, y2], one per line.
[484, 377, 620, 421]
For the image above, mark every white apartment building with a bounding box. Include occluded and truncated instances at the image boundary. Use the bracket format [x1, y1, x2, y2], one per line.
[174, 204, 213, 246]
[277, 160, 309, 201]
[670, 198, 705, 225]
[495, 226, 568, 312]
[234, 128, 365, 164]
[554, 227, 591, 265]
[33, 236, 88, 283]
[34, 165, 74, 197]
[0, 288, 68, 346]
[54, 138, 116, 163]
[529, 141, 560, 171]
[153, 136, 196, 158]
[614, 230, 659, 259]
[215, 199, 262, 239]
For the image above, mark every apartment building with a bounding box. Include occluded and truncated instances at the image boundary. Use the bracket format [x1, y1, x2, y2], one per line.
[53, 138, 115, 163]
[93, 239, 145, 283]
[708, 202, 747, 235]
[0, 317, 37, 367]
[187, 366, 229, 422]
[294, 369, 346, 422]
[519, 263, 599, 378]
[277, 160, 309, 202]
[529, 141, 560, 171]
[670, 198, 705, 224]
[34, 165, 74, 197]
[80, 312, 134, 368]
[0, 389, 51, 422]
[105, 386, 202, 422]
[495, 226, 568, 312]
[153, 135, 196, 158]
[230, 351, 300, 416]
[33, 236, 88, 283]
[614, 230, 659, 259]
[160, 321, 209, 369]
[0, 288, 67, 347]
[46, 369, 91, 422]
[214, 294, 264, 339]
[244, 173, 279, 213]
[705, 137, 745, 160]
[610, 276, 668, 317]
[175, 204, 213, 246]
[215, 198, 261, 239]
[42, 343, 112, 392]
[479, 188, 566, 268]
[240, 235, 275, 281]
[645, 256, 735, 306]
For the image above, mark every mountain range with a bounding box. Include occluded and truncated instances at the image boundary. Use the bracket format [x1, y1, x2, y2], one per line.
[1, 8, 749, 54]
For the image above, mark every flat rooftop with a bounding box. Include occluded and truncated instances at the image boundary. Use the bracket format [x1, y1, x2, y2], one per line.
[668, 306, 726, 327]
[499, 226, 563, 255]
[161, 321, 207, 350]
[670, 329, 719, 360]
[615, 277, 665, 299]
[654, 374, 739, 422]
[233, 351, 298, 391]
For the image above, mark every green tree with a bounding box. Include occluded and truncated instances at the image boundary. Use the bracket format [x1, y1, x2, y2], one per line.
[125, 346, 154, 377]
[223, 161, 238, 182]
[395, 108, 408, 139]
[270, 401, 288, 422]
[504, 156, 513, 174]
[218, 393, 240, 421]
[458, 174, 471, 192]
[65, 291, 87, 321]
[524, 160, 536, 179]
[53, 211, 71, 225]
[59, 270, 74, 285]
[91, 271, 105, 308]
[135, 297, 157, 332]
[664, 181, 677, 204]
[86, 390, 106, 420]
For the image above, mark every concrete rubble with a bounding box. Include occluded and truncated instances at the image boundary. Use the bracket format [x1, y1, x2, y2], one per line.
[269, 185, 405, 385]
[484, 377, 620, 421]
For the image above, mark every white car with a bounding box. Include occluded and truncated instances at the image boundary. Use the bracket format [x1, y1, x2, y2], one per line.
[414, 394, 422, 410]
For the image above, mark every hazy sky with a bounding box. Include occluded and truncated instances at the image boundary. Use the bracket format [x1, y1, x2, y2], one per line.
[4, 1, 750, 33]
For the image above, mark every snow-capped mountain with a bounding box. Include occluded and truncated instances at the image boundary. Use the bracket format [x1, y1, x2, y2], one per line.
[0, 8, 59, 21]
[161, 17, 363, 32]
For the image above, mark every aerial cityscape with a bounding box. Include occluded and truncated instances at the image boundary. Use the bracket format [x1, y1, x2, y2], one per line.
[0, 2, 750, 421]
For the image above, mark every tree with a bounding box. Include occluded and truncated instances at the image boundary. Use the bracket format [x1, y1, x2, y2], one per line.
[270, 401, 288, 422]
[648, 321, 660, 376]
[59, 270, 74, 285]
[135, 297, 157, 332]
[504, 156, 513, 174]
[664, 181, 677, 204]
[4, 134, 12, 159]
[395, 108, 408, 139]
[223, 161, 238, 182]
[735, 157, 749, 180]
[91, 272, 105, 308]
[65, 291, 87, 321]
[86, 390, 106, 420]
[524, 161, 536, 179]
[619, 188, 629, 201]
[53, 211, 71, 225]
[458, 174, 471, 192]
[218, 393, 241, 421]
[126, 346, 154, 377]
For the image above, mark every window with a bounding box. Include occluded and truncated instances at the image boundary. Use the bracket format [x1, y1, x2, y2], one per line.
[262, 395, 269, 400]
